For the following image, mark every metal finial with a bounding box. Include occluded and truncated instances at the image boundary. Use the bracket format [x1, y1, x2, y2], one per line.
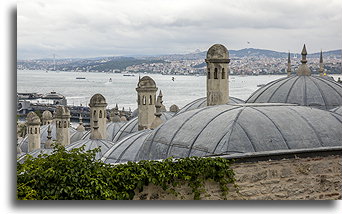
[300, 44, 307, 64]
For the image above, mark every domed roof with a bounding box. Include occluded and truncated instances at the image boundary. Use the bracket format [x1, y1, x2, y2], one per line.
[18, 124, 77, 153]
[206, 44, 229, 60]
[81, 121, 126, 142]
[26, 112, 41, 125]
[331, 106, 342, 115]
[17, 148, 54, 163]
[177, 96, 244, 115]
[42, 110, 53, 120]
[135, 104, 342, 161]
[169, 104, 180, 113]
[66, 138, 114, 160]
[246, 75, 342, 110]
[137, 76, 157, 88]
[89, 93, 107, 107]
[112, 112, 174, 142]
[101, 130, 152, 164]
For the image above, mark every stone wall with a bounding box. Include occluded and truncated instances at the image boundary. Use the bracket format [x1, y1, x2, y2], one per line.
[133, 155, 342, 200]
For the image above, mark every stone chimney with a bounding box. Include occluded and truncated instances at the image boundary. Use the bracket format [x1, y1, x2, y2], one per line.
[26, 111, 41, 152]
[55, 106, 71, 146]
[89, 94, 108, 139]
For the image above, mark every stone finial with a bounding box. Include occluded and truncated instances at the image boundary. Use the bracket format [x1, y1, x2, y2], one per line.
[319, 50, 324, 77]
[169, 104, 180, 113]
[26, 112, 41, 125]
[151, 96, 163, 129]
[89, 93, 107, 108]
[90, 119, 102, 140]
[45, 125, 54, 149]
[76, 114, 85, 132]
[296, 44, 311, 76]
[157, 90, 166, 112]
[42, 110, 53, 125]
[287, 52, 291, 77]
[110, 104, 121, 122]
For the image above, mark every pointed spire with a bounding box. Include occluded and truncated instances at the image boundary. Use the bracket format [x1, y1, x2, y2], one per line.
[287, 52, 291, 76]
[76, 114, 85, 132]
[319, 50, 324, 76]
[300, 44, 307, 64]
[157, 90, 166, 112]
[151, 95, 163, 129]
[114, 103, 118, 111]
[297, 44, 311, 76]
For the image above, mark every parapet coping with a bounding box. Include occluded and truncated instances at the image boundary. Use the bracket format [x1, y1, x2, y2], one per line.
[208, 146, 342, 163]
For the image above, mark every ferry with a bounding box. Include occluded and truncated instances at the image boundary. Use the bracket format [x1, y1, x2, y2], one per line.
[76, 77, 86, 79]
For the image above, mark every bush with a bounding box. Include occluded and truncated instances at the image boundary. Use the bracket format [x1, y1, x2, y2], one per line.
[17, 145, 236, 200]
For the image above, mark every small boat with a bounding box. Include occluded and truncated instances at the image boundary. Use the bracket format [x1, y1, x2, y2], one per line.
[76, 77, 86, 79]
[123, 74, 135, 77]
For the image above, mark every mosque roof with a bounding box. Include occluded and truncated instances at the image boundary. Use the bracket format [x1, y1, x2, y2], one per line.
[101, 130, 152, 164]
[177, 96, 245, 115]
[17, 148, 54, 163]
[112, 112, 174, 142]
[134, 104, 342, 161]
[246, 75, 342, 110]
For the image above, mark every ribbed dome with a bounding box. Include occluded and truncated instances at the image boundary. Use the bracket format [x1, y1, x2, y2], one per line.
[135, 104, 342, 161]
[331, 106, 342, 115]
[101, 130, 152, 164]
[137, 76, 156, 88]
[206, 44, 229, 60]
[177, 96, 244, 115]
[17, 148, 54, 163]
[66, 138, 114, 160]
[19, 124, 77, 153]
[112, 112, 174, 142]
[246, 76, 342, 110]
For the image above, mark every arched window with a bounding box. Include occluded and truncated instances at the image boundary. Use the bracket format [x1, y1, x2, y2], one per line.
[59, 121, 62, 128]
[64, 121, 67, 128]
[35, 128, 37, 134]
[214, 68, 218, 79]
[149, 95, 153, 105]
[207, 68, 211, 79]
[99, 110, 102, 118]
[142, 96, 146, 105]
[93, 110, 96, 116]
[138, 95, 141, 105]
[222, 68, 225, 79]
[30, 128, 32, 134]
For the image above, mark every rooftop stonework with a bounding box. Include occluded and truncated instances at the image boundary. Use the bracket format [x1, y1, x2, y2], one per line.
[42, 110, 53, 120]
[89, 93, 107, 107]
[296, 44, 311, 76]
[55, 106, 70, 118]
[206, 44, 229, 62]
[26, 112, 41, 125]
[137, 76, 157, 89]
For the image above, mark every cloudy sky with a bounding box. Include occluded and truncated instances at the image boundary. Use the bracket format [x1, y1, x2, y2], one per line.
[17, 0, 342, 59]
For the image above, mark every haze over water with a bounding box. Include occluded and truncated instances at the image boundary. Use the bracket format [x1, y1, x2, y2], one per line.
[17, 70, 342, 110]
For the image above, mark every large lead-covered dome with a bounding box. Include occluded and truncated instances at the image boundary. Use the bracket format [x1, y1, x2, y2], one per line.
[246, 76, 342, 110]
[177, 96, 244, 115]
[135, 104, 342, 161]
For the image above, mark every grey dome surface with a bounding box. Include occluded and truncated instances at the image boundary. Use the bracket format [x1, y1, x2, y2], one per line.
[66, 138, 114, 160]
[177, 96, 244, 115]
[246, 75, 342, 110]
[112, 112, 174, 142]
[101, 130, 152, 164]
[136, 104, 342, 161]
[331, 106, 342, 115]
[17, 148, 54, 163]
[81, 121, 125, 142]
[19, 124, 77, 153]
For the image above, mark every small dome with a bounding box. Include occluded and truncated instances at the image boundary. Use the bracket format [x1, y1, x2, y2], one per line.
[101, 130, 152, 164]
[113, 112, 175, 142]
[89, 94, 107, 107]
[169, 104, 180, 113]
[137, 76, 156, 88]
[26, 112, 41, 125]
[66, 138, 114, 160]
[206, 44, 229, 60]
[120, 116, 127, 122]
[136, 104, 342, 161]
[42, 110, 53, 120]
[55, 106, 70, 117]
[177, 96, 244, 115]
[246, 76, 342, 110]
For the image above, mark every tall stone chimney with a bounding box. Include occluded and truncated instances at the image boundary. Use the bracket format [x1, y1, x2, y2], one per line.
[89, 94, 108, 139]
[55, 106, 71, 146]
[26, 111, 41, 152]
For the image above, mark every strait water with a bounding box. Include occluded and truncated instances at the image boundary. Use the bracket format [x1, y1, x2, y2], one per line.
[17, 70, 342, 110]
